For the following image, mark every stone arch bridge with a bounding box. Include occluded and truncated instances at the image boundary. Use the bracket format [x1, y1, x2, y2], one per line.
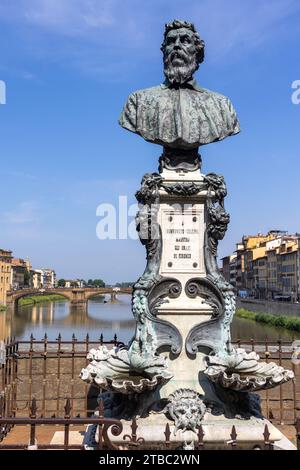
[6, 287, 132, 309]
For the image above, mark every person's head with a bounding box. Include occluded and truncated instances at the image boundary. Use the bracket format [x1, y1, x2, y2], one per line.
[161, 20, 205, 85]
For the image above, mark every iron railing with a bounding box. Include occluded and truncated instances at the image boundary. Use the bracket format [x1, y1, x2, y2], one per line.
[1, 334, 124, 420]
[0, 335, 299, 449]
[1, 396, 290, 450]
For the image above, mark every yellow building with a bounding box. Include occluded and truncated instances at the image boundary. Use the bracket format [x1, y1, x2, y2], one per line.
[0, 307, 11, 341]
[235, 232, 280, 293]
[276, 237, 299, 302]
[224, 232, 300, 300]
[0, 249, 12, 306]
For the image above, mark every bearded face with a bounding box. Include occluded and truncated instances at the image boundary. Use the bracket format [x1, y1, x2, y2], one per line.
[163, 28, 199, 85]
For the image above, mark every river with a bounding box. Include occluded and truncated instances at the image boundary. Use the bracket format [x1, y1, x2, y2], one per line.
[1, 296, 300, 343]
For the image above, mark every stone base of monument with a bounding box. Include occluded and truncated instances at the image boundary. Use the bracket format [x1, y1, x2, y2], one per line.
[81, 414, 296, 451]
[80, 163, 295, 453]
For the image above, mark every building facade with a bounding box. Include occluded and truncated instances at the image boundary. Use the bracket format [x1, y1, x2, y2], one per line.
[234, 233, 278, 294]
[31, 269, 44, 289]
[11, 258, 27, 289]
[0, 249, 12, 305]
[222, 232, 300, 301]
[65, 279, 85, 288]
[41, 269, 56, 289]
[0, 248, 58, 304]
[221, 254, 237, 290]
[276, 237, 299, 302]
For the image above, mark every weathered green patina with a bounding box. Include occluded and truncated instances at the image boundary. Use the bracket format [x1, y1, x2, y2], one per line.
[119, 20, 240, 149]
[81, 21, 294, 439]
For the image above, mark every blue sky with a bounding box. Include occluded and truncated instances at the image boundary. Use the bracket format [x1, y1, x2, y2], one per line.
[0, 0, 300, 283]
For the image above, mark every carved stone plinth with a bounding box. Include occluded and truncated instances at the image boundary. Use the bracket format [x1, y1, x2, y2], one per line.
[81, 155, 294, 449]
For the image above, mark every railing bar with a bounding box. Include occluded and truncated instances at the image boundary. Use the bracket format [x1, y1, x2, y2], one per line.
[0, 417, 123, 425]
[11, 347, 18, 417]
[64, 424, 70, 449]
[278, 339, 284, 425]
[28, 335, 34, 411]
[29, 398, 37, 447]
[84, 334, 89, 417]
[1, 363, 5, 392]
[265, 337, 270, 421]
[56, 334, 62, 417]
[42, 334, 48, 417]
[11, 340, 122, 345]
[292, 360, 297, 425]
[71, 335, 76, 417]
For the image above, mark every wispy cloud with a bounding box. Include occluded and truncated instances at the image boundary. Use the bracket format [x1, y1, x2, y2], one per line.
[0, 64, 38, 81]
[3, 170, 36, 180]
[1, 0, 299, 50]
[192, 0, 300, 59]
[3, 201, 40, 224]
[23, 0, 115, 34]
[0, 0, 135, 42]
[0, 0, 299, 76]
[22, 72, 36, 80]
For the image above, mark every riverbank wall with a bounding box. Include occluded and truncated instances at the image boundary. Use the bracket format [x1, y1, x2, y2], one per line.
[237, 299, 300, 317]
[19, 294, 68, 306]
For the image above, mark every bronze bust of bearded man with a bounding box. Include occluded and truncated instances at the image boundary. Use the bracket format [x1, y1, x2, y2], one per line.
[119, 19, 240, 169]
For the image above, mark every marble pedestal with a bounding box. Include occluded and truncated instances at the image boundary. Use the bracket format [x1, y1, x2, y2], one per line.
[81, 162, 294, 450]
[156, 169, 212, 398]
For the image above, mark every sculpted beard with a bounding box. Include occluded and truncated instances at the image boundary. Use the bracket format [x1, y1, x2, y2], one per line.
[164, 50, 198, 85]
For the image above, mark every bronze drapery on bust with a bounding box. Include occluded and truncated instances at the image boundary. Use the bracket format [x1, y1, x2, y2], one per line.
[119, 20, 240, 149]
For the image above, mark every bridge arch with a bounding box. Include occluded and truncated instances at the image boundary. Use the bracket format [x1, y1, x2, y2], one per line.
[85, 289, 132, 303]
[85, 291, 108, 301]
[6, 287, 133, 309]
[7, 289, 73, 308]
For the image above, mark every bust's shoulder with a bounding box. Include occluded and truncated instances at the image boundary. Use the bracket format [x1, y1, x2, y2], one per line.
[127, 85, 165, 100]
[198, 87, 232, 104]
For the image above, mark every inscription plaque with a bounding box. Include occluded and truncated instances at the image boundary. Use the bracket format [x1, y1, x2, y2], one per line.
[161, 207, 204, 274]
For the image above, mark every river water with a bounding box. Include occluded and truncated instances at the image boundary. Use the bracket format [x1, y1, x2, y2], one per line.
[1, 296, 300, 343]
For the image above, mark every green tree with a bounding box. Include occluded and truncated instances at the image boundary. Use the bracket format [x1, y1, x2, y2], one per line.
[58, 279, 66, 287]
[93, 279, 105, 287]
[115, 282, 134, 288]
